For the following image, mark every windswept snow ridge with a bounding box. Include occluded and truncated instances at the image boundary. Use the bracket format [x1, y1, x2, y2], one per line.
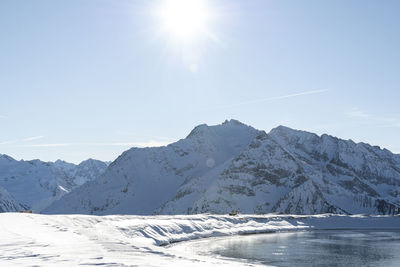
[0, 213, 399, 266]
[46, 120, 400, 216]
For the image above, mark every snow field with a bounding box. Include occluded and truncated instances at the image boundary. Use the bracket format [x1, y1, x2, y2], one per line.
[0, 213, 399, 266]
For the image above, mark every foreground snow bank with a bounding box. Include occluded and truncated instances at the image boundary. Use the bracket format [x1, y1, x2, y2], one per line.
[0, 213, 399, 266]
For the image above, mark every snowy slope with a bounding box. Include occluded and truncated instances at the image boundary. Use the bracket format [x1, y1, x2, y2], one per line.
[0, 186, 26, 212]
[0, 213, 399, 266]
[0, 155, 108, 212]
[46, 120, 259, 214]
[45, 120, 400, 215]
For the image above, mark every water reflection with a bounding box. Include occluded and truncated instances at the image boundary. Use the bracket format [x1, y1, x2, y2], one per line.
[196, 230, 400, 266]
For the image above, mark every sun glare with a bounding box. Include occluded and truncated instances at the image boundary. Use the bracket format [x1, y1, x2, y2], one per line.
[157, 0, 211, 41]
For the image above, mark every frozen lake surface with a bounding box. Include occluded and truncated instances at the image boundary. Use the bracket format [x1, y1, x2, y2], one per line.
[185, 230, 400, 266]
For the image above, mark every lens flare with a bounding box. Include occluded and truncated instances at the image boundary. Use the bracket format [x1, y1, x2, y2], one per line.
[157, 0, 211, 41]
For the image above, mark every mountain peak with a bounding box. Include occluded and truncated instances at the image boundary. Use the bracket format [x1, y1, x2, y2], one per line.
[0, 154, 16, 162]
[269, 125, 320, 140]
[186, 119, 257, 140]
[269, 125, 298, 134]
[186, 123, 209, 139]
[221, 119, 246, 126]
[79, 158, 97, 164]
[78, 158, 109, 168]
[55, 159, 71, 165]
[43, 120, 400, 216]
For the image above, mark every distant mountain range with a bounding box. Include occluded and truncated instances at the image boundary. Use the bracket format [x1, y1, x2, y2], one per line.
[41, 120, 400, 215]
[0, 155, 108, 212]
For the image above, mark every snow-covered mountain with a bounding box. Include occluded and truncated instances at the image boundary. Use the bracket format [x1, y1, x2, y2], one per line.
[0, 155, 108, 212]
[45, 120, 400, 215]
[0, 186, 26, 212]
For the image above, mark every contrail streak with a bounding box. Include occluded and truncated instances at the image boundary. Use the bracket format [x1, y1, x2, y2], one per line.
[207, 89, 329, 110]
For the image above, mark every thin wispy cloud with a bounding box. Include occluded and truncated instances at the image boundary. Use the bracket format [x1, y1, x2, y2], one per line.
[22, 143, 71, 148]
[0, 115, 7, 119]
[0, 140, 18, 145]
[0, 140, 19, 145]
[346, 109, 370, 119]
[22, 136, 45, 142]
[126, 140, 172, 147]
[0, 136, 44, 146]
[83, 140, 172, 147]
[20, 140, 173, 148]
[346, 108, 400, 128]
[207, 89, 329, 110]
[113, 131, 174, 141]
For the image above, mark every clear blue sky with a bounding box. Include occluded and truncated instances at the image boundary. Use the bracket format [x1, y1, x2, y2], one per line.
[1, 0, 399, 163]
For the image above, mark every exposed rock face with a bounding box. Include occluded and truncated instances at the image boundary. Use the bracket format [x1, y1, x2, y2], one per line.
[45, 120, 400, 215]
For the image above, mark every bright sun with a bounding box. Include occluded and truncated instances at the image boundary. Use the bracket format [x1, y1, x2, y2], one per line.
[157, 0, 211, 41]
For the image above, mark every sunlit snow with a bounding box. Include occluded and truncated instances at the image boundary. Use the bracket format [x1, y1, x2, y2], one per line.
[0, 213, 399, 266]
